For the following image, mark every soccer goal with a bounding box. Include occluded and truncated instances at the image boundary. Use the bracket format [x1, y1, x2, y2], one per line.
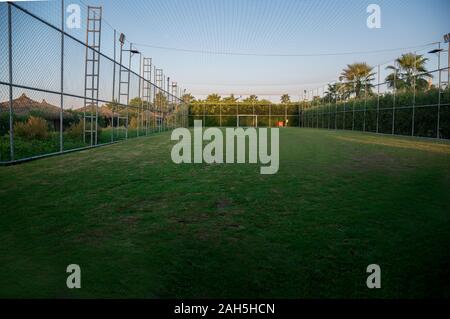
[237, 115, 258, 128]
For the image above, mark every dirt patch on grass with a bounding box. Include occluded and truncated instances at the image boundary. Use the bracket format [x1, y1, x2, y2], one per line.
[120, 215, 142, 226]
[168, 213, 211, 225]
[334, 135, 450, 155]
[223, 223, 245, 231]
[350, 152, 397, 170]
[216, 198, 233, 215]
[334, 150, 417, 174]
[114, 197, 167, 213]
[73, 227, 111, 247]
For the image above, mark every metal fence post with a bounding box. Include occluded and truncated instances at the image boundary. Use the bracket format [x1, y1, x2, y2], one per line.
[60, 0, 64, 152]
[437, 42, 442, 139]
[342, 85, 346, 130]
[311, 90, 314, 128]
[363, 79, 367, 132]
[352, 81, 356, 130]
[8, 3, 14, 161]
[327, 85, 331, 129]
[334, 86, 338, 130]
[376, 64, 380, 133]
[316, 88, 319, 128]
[309, 91, 312, 128]
[269, 104, 272, 127]
[392, 60, 397, 135]
[412, 53, 416, 136]
[203, 101, 206, 127]
[308, 91, 311, 128]
[111, 29, 116, 142]
[137, 55, 142, 137]
[321, 86, 325, 128]
[236, 101, 239, 127]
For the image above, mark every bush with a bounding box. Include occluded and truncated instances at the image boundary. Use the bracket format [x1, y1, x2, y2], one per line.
[299, 87, 450, 139]
[65, 121, 83, 139]
[14, 116, 48, 139]
[0, 113, 10, 136]
[129, 116, 139, 129]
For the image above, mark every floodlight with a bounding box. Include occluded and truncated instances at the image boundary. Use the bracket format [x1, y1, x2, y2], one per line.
[444, 33, 450, 43]
[428, 48, 444, 54]
[119, 33, 126, 45]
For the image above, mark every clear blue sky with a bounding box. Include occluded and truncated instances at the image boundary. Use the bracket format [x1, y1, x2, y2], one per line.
[2, 0, 450, 103]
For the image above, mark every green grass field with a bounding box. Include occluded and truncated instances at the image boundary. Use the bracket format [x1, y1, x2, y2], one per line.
[0, 128, 449, 298]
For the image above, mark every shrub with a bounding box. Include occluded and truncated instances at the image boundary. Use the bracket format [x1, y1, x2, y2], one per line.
[65, 121, 83, 139]
[65, 121, 104, 142]
[14, 116, 48, 139]
[129, 116, 139, 129]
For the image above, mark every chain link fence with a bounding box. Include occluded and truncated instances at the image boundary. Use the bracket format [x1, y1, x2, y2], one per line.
[300, 55, 449, 139]
[0, 1, 188, 164]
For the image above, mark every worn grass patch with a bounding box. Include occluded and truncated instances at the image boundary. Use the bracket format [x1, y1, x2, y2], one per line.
[334, 134, 450, 154]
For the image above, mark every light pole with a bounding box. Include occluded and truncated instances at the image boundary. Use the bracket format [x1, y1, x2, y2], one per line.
[236, 95, 242, 127]
[444, 33, 450, 88]
[121, 40, 141, 139]
[123, 44, 141, 71]
[303, 89, 306, 128]
[429, 44, 444, 138]
[117, 33, 127, 138]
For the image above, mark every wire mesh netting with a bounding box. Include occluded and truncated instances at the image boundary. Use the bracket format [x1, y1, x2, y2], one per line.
[298, 64, 449, 138]
[0, 1, 188, 163]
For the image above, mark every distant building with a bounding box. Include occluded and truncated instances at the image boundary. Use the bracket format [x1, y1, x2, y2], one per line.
[0, 93, 72, 130]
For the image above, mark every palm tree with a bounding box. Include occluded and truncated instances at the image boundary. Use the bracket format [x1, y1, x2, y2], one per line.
[154, 91, 168, 107]
[181, 93, 195, 104]
[222, 94, 238, 103]
[385, 53, 431, 91]
[324, 82, 350, 101]
[340, 62, 375, 98]
[205, 93, 221, 103]
[324, 83, 338, 102]
[243, 95, 258, 103]
[280, 94, 291, 104]
[323, 82, 342, 101]
[259, 99, 272, 105]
